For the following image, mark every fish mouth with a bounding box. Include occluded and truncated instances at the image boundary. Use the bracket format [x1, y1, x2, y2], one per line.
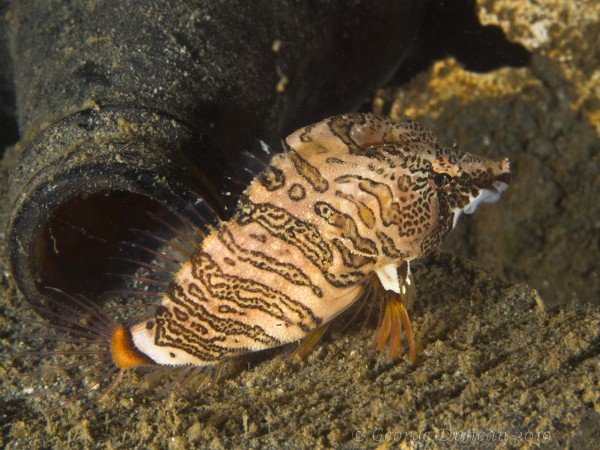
[463, 189, 501, 214]
[463, 159, 510, 215]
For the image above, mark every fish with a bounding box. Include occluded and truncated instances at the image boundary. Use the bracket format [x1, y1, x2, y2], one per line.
[22, 113, 510, 405]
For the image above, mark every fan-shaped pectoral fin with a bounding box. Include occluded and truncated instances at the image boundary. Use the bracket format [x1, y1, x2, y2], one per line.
[374, 261, 417, 362]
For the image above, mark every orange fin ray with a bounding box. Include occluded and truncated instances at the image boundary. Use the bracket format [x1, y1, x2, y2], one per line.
[289, 323, 331, 360]
[373, 269, 417, 362]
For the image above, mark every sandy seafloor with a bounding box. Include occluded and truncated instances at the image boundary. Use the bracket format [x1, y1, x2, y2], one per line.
[1, 0, 599, 448]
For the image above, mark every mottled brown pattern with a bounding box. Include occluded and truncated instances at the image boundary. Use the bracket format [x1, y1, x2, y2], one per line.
[397, 174, 412, 192]
[236, 200, 334, 271]
[313, 201, 378, 256]
[189, 251, 318, 328]
[288, 150, 329, 192]
[155, 293, 278, 362]
[217, 228, 323, 297]
[288, 183, 306, 201]
[332, 239, 373, 269]
[136, 113, 509, 367]
[357, 178, 404, 226]
[335, 190, 376, 229]
[258, 166, 286, 191]
[376, 231, 408, 259]
[237, 199, 365, 288]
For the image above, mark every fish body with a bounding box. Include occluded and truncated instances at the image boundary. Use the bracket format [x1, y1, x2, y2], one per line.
[127, 113, 511, 367]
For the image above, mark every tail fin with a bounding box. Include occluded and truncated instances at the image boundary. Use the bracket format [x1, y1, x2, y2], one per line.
[17, 290, 134, 411]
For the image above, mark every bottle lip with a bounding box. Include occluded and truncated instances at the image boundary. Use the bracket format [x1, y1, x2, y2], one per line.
[4, 105, 217, 302]
[6, 142, 208, 302]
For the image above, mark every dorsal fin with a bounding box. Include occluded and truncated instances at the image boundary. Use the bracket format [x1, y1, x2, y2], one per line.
[105, 190, 221, 312]
[220, 139, 282, 213]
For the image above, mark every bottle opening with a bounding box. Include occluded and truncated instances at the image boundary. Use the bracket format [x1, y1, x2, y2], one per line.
[30, 190, 175, 299]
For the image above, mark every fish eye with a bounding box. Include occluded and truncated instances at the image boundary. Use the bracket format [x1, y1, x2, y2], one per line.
[433, 172, 452, 188]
